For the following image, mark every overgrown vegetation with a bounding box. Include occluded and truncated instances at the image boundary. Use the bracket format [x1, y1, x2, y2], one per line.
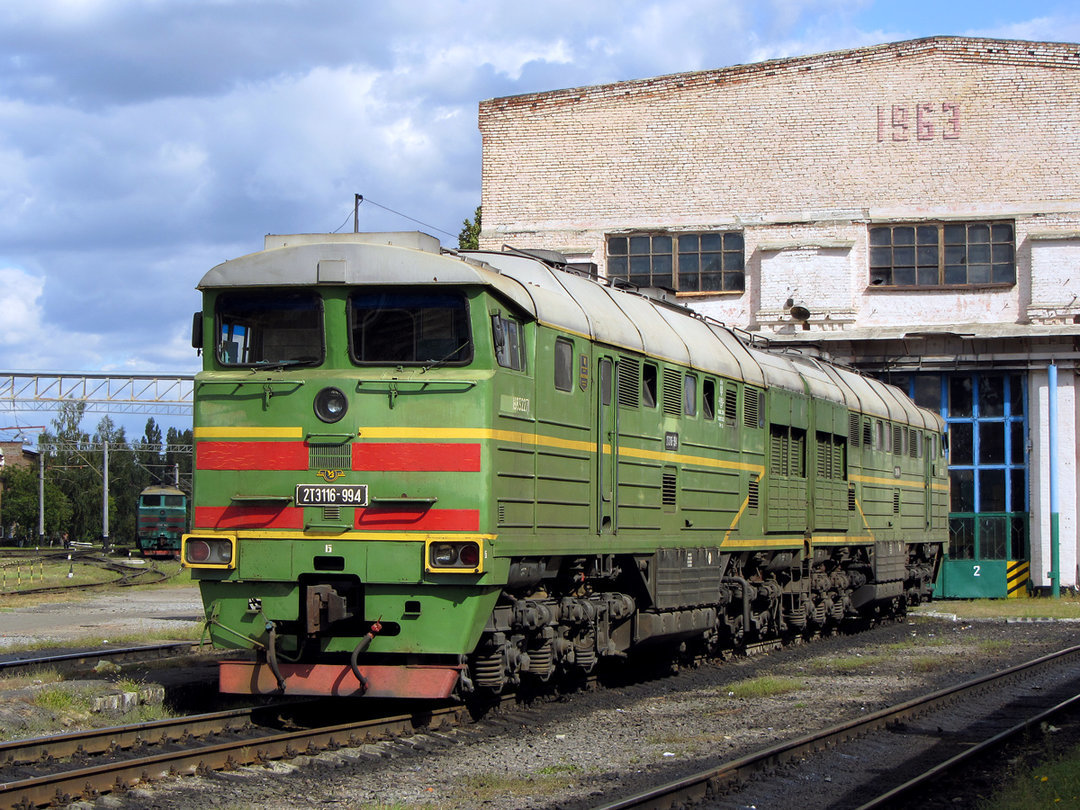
[981, 741, 1080, 809]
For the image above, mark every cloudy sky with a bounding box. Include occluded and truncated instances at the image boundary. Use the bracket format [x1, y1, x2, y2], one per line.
[1, 0, 1078, 436]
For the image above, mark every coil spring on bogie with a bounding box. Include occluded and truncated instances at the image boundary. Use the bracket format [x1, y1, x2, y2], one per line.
[573, 631, 597, 672]
[829, 597, 845, 621]
[470, 650, 506, 690]
[526, 641, 555, 681]
[784, 606, 807, 630]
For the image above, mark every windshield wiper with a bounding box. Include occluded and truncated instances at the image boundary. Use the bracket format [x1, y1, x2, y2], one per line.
[420, 342, 470, 373]
[250, 358, 314, 371]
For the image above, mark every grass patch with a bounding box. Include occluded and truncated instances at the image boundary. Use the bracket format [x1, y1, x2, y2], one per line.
[979, 639, 1013, 654]
[907, 656, 943, 673]
[916, 596, 1080, 621]
[810, 654, 884, 673]
[884, 634, 949, 652]
[537, 763, 582, 775]
[980, 741, 1080, 809]
[724, 675, 804, 698]
[31, 684, 94, 714]
[0, 666, 66, 690]
[452, 768, 588, 803]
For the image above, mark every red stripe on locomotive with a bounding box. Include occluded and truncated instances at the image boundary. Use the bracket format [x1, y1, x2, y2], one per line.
[196, 505, 305, 530]
[197, 441, 308, 470]
[356, 507, 479, 531]
[352, 442, 481, 472]
[197, 440, 481, 472]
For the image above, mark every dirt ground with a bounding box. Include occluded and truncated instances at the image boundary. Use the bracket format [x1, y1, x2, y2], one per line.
[0, 586, 204, 651]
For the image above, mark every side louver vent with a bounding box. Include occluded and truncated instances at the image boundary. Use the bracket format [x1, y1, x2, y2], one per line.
[617, 358, 640, 408]
[662, 470, 677, 509]
[744, 388, 761, 429]
[747, 478, 759, 510]
[662, 369, 682, 416]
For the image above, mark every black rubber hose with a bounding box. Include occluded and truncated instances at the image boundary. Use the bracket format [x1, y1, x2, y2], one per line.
[349, 620, 383, 694]
[265, 622, 286, 693]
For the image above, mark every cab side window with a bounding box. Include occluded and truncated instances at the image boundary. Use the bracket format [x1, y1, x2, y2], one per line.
[554, 339, 573, 391]
[492, 314, 525, 371]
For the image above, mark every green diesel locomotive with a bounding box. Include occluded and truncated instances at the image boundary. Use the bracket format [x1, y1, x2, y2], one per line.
[183, 231, 947, 698]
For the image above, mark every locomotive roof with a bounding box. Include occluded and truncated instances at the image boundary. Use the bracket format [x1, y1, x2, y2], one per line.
[140, 484, 186, 496]
[198, 232, 942, 431]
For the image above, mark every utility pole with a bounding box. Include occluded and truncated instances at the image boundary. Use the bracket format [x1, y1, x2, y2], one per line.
[102, 440, 110, 553]
[38, 452, 44, 545]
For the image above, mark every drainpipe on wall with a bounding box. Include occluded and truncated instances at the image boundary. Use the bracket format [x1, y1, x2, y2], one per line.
[1048, 364, 1060, 598]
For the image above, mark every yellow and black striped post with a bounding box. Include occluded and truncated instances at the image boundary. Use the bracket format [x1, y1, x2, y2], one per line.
[1007, 560, 1030, 598]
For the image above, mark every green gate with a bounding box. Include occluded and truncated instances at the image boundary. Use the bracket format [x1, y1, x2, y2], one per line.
[937, 512, 1029, 598]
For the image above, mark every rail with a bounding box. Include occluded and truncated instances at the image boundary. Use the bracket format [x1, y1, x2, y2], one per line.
[589, 644, 1080, 810]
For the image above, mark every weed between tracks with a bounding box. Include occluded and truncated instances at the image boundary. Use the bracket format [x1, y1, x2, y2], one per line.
[723, 675, 805, 698]
[980, 740, 1080, 809]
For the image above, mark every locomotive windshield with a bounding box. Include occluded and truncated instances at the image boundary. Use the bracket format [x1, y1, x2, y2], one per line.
[215, 291, 324, 367]
[349, 290, 471, 365]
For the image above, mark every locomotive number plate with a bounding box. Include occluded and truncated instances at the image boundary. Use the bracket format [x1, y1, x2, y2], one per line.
[295, 484, 369, 506]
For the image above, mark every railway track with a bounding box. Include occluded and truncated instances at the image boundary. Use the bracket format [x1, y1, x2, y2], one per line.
[590, 644, 1080, 810]
[0, 642, 211, 680]
[0, 699, 465, 809]
[0, 551, 181, 597]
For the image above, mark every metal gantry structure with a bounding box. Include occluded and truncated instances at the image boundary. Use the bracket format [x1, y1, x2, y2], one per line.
[0, 372, 194, 416]
[0, 372, 195, 548]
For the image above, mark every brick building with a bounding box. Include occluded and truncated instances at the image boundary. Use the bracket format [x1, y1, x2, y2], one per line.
[478, 36, 1080, 596]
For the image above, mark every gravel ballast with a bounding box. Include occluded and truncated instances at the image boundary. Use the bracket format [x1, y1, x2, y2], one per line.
[94, 614, 1080, 810]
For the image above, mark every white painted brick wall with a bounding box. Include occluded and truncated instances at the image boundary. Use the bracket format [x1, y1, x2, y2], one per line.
[478, 36, 1080, 334]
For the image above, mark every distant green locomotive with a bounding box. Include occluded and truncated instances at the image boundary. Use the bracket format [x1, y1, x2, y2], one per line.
[183, 232, 947, 699]
[137, 484, 187, 559]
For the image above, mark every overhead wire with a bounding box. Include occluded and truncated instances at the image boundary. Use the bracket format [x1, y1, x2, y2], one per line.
[331, 194, 457, 239]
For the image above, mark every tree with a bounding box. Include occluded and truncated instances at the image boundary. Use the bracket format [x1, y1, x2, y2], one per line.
[0, 462, 72, 545]
[458, 205, 481, 250]
[95, 415, 139, 546]
[39, 401, 99, 542]
[138, 418, 165, 483]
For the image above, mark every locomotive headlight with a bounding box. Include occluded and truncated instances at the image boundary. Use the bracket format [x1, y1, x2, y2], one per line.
[431, 543, 458, 567]
[425, 539, 484, 574]
[314, 387, 348, 423]
[182, 534, 237, 569]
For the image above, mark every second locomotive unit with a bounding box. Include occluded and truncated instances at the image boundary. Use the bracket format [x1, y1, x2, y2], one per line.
[136, 484, 187, 558]
[182, 231, 947, 698]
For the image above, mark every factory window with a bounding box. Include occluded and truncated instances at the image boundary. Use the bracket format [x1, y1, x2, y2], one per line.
[869, 222, 1015, 288]
[606, 231, 745, 293]
[885, 372, 1029, 564]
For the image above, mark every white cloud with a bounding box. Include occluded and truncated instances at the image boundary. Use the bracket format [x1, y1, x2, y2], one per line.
[0, 266, 44, 346]
[0, 0, 1075, 379]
